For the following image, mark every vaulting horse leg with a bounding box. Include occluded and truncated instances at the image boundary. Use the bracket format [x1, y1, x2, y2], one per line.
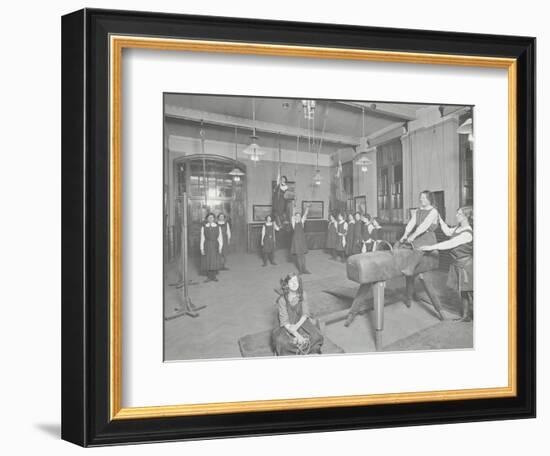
[372, 281, 386, 350]
[346, 249, 440, 350]
[418, 273, 447, 321]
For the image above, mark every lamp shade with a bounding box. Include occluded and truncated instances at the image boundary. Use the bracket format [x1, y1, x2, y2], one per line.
[229, 167, 245, 181]
[243, 136, 265, 162]
[457, 118, 473, 135]
[355, 153, 373, 173]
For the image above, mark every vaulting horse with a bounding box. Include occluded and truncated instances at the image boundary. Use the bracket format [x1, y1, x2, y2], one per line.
[322, 242, 444, 350]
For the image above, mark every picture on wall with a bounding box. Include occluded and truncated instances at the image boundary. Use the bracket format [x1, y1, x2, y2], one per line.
[163, 93, 474, 362]
[302, 200, 324, 219]
[252, 204, 272, 222]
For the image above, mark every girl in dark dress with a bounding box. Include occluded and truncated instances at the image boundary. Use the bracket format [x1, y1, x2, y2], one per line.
[399, 191, 439, 248]
[396, 190, 440, 274]
[261, 214, 280, 266]
[352, 212, 364, 254]
[272, 273, 324, 356]
[361, 213, 382, 252]
[420, 206, 474, 321]
[335, 213, 348, 262]
[200, 213, 223, 282]
[395, 190, 441, 309]
[217, 213, 231, 271]
[272, 175, 292, 228]
[290, 206, 310, 274]
[345, 213, 355, 257]
[325, 213, 338, 260]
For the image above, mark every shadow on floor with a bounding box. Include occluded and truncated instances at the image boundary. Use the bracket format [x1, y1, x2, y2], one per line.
[34, 422, 60, 439]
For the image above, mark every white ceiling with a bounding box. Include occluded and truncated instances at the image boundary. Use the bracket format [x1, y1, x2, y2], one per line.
[164, 93, 467, 154]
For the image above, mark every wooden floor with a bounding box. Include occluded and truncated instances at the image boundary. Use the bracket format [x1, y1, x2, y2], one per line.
[164, 249, 472, 361]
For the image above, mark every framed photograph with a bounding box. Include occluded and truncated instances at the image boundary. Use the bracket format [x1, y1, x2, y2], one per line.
[354, 195, 367, 215]
[252, 204, 273, 222]
[62, 8, 535, 447]
[302, 200, 324, 219]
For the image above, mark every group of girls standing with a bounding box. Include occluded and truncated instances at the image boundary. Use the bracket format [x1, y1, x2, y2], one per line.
[259, 206, 312, 274]
[325, 211, 382, 262]
[200, 212, 231, 283]
[342, 190, 474, 326]
[398, 190, 474, 321]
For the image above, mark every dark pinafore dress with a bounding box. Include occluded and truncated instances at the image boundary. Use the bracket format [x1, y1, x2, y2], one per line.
[345, 221, 355, 255]
[361, 221, 374, 252]
[272, 185, 287, 216]
[262, 223, 276, 253]
[336, 221, 347, 252]
[202, 224, 222, 272]
[218, 222, 229, 256]
[447, 227, 473, 293]
[352, 220, 364, 254]
[291, 221, 308, 255]
[272, 295, 324, 356]
[410, 208, 438, 248]
[325, 221, 337, 249]
[394, 207, 439, 275]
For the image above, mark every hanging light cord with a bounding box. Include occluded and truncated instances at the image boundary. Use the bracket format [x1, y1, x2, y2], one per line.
[362, 106, 366, 138]
[234, 126, 238, 162]
[316, 103, 330, 168]
[252, 98, 256, 137]
[201, 120, 207, 207]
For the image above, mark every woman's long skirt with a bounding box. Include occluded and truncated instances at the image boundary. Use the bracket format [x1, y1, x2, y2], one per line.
[272, 319, 323, 356]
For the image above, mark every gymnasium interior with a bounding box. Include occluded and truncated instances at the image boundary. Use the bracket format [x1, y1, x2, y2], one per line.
[163, 94, 474, 361]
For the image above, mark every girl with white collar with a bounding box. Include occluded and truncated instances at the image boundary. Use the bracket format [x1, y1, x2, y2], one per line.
[200, 213, 223, 282]
[217, 213, 231, 271]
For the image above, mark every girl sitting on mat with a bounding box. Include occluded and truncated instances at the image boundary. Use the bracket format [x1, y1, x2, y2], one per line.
[272, 273, 324, 356]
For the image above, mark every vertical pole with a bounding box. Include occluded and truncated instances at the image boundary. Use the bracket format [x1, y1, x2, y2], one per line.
[182, 192, 189, 301]
[372, 281, 385, 350]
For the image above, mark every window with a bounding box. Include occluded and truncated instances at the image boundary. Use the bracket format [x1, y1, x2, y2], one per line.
[459, 113, 474, 207]
[377, 139, 403, 223]
[178, 158, 244, 199]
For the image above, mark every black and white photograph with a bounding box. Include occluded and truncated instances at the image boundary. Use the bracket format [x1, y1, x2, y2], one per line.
[163, 94, 475, 361]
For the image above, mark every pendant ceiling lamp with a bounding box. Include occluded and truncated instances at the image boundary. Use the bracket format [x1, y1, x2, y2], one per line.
[355, 154, 372, 173]
[311, 102, 329, 187]
[458, 117, 474, 143]
[244, 98, 265, 164]
[228, 127, 245, 182]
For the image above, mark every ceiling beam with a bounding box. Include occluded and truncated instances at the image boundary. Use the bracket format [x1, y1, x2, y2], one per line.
[337, 101, 418, 121]
[165, 104, 360, 146]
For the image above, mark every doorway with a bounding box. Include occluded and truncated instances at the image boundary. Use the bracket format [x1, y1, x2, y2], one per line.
[173, 155, 247, 261]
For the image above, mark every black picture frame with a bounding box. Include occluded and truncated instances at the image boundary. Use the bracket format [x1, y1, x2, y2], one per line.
[302, 200, 324, 219]
[62, 8, 535, 447]
[252, 204, 272, 222]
